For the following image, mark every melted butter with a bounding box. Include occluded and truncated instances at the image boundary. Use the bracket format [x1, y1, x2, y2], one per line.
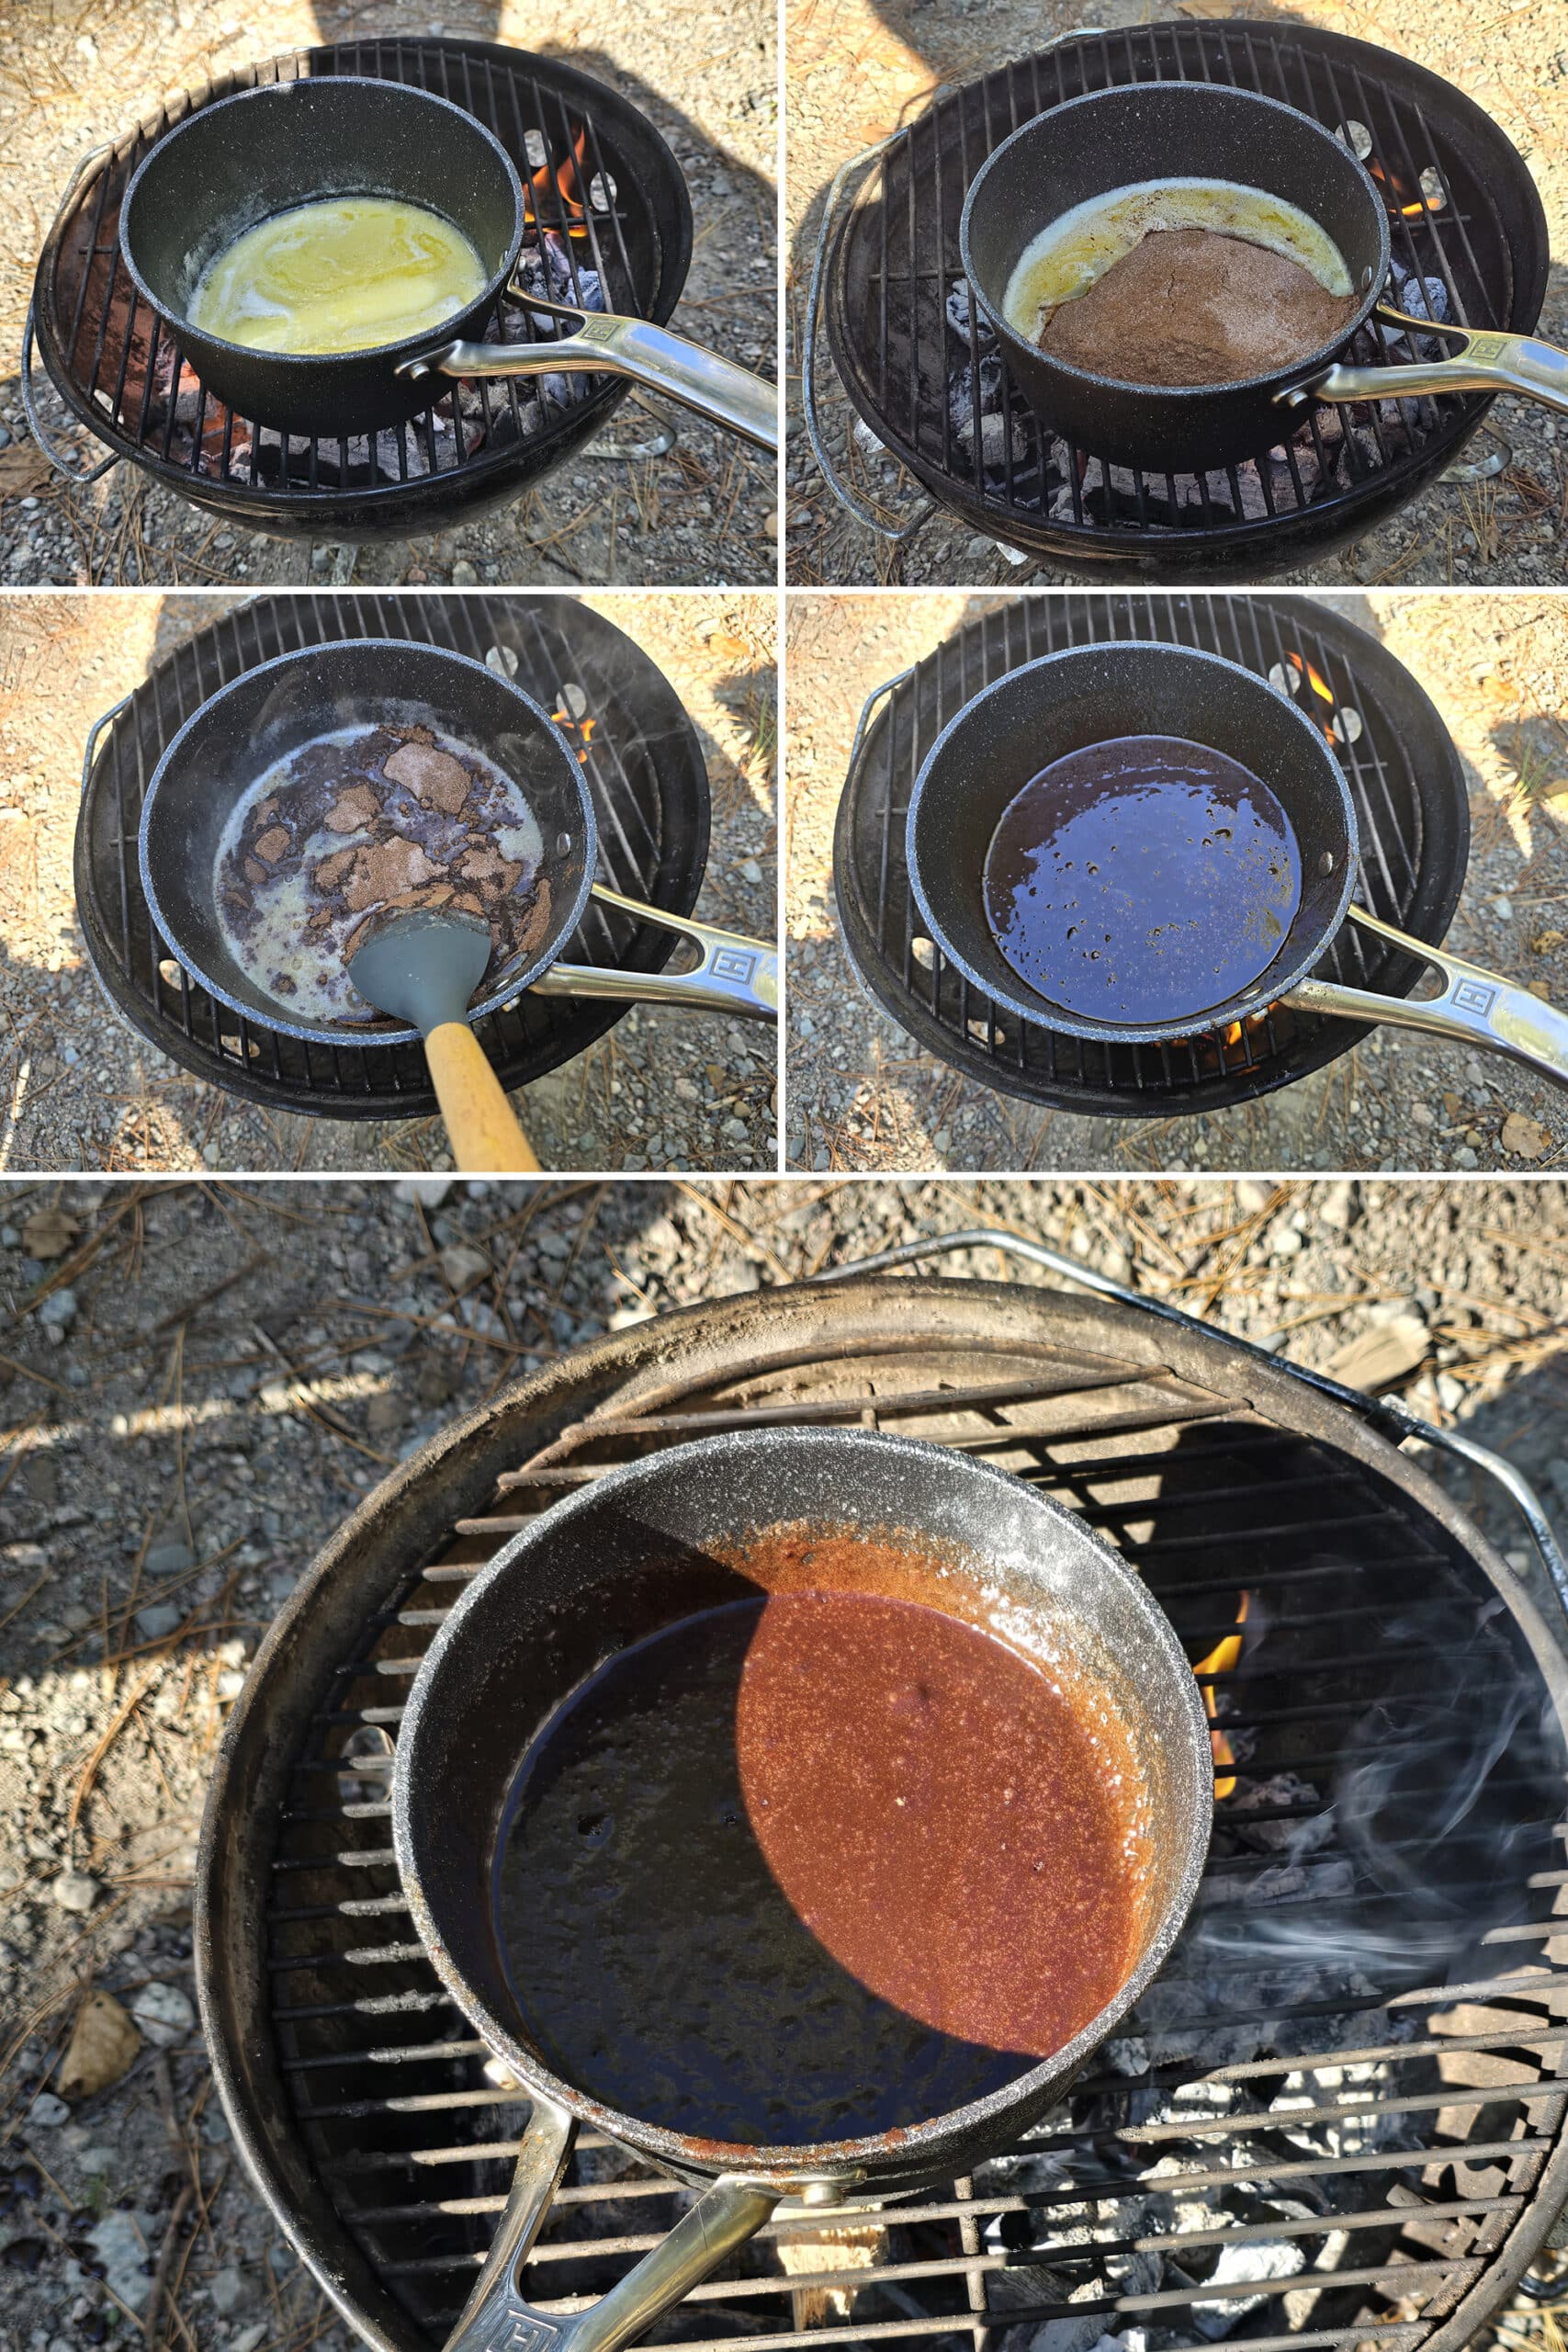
[1002, 177, 1353, 342]
[187, 197, 487, 355]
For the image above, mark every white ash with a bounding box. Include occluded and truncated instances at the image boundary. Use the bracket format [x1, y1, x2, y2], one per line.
[1190, 2232, 1309, 2338]
[1227, 1773, 1334, 1853]
[946, 278, 997, 345]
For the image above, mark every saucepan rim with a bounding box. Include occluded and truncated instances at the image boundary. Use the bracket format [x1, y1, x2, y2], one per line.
[391, 1423, 1216, 2179]
[904, 637, 1361, 1046]
[957, 82, 1391, 403]
[118, 76, 527, 374]
[135, 634, 596, 1050]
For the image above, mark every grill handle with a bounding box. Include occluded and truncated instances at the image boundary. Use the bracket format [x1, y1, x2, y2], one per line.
[526, 883, 777, 1021]
[22, 299, 121, 489]
[80, 694, 133, 795]
[400, 299, 778, 454]
[1279, 307, 1568, 420]
[813, 1227, 1568, 1616]
[445, 2091, 782, 2352]
[1283, 904, 1568, 1092]
[803, 142, 934, 546]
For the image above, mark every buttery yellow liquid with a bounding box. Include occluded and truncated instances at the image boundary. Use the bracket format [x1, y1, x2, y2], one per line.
[1003, 177, 1354, 342]
[187, 197, 488, 355]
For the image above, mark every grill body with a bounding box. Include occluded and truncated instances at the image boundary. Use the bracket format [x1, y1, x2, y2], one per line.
[197, 1276, 1568, 2352]
[821, 21, 1549, 576]
[76, 594, 709, 1121]
[32, 40, 693, 542]
[834, 594, 1467, 1116]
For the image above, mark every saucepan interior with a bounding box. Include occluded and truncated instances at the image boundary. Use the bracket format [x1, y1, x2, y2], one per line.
[137, 639, 593, 1048]
[118, 80, 525, 432]
[906, 640, 1359, 1045]
[959, 84, 1391, 469]
[393, 1427, 1214, 2186]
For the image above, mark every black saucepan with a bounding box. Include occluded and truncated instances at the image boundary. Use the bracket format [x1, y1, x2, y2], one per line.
[393, 1426, 1214, 2352]
[118, 78, 777, 450]
[960, 85, 1568, 471]
[905, 640, 1568, 1091]
[135, 639, 776, 1049]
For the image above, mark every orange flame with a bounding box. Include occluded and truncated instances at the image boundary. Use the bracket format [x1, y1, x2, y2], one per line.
[1194, 1591, 1250, 1800]
[528, 124, 592, 238]
[1286, 650, 1334, 706]
[1366, 154, 1443, 218]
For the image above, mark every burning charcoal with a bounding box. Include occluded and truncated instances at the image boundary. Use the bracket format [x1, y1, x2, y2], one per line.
[1227, 1772, 1332, 1852]
[324, 785, 380, 832]
[945, 279, 996, 346]
[384, 742, 471, 814]
[251, 826, 290, 865]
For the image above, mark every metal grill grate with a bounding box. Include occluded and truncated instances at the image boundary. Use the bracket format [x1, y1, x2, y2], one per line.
[231, 1283, 1568, 2352]
[30, 39, 691, 540]
[832, 593, 1468, 1117]
[818, 21, 1550, 574]
[75, 593, 709, 1120]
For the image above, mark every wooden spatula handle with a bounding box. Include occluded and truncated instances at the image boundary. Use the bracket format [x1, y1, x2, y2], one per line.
[423, 1023, 541, 1172]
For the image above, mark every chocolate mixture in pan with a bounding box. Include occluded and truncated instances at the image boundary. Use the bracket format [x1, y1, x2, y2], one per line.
[497, 1533, 1142, 2145]
[215, 722, 551, 1024]
[1037, 229, 1359, 387]
[984, 735, 1303, 1027]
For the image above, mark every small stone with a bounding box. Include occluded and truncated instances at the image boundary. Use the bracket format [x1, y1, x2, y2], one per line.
[739, 859, 762, 885]
[451, 559, 479, 586]
[135, 1603, 183, 1643]
[439, 1243, 491, 1289]
[26, 2091, 69, 2127]
[51, 1871, 99, 1914]
[87, 2210, 157, 2313]
[209, 2269, 245, 2316]
[763, 511, 780, 539]
[395, 1177, 452, 1206]
[146, 1541, 195, 1577]
[1455, 1146, 1479, 1170]
[231, 2324, 269, 2352]
[38, 1288, 77, 1329]
[128, 1980, 196, 2047]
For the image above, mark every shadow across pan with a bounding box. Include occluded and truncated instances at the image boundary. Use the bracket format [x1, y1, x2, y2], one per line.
[960, 85, 1568, 472]
[906, 641, 1568, 1091]
[136, 639, 776, 1049]
[118, 78, 777, 449]
[393, 1426, 1215, 2352]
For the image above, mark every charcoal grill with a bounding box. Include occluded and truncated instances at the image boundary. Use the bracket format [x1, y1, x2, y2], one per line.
[802, 21, 1551, 578]
[75, 594, 709, 1123]
[25, 39, 695, 544]
[197, 1234, 1568, 2352]
[832, 592, 1467, 1118]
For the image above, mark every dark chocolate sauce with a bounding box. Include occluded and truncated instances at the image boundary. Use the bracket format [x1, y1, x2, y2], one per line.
[496, 1585, 1138, 2144]
[983, 735, 1303, 1025]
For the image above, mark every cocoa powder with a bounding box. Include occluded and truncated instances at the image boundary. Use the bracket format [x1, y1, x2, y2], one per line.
[1037, 227, 1359, 387]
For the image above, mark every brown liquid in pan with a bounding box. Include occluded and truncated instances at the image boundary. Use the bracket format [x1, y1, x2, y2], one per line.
[497, 1541, 1142, 2144]
[984, 734, 1303, 1027]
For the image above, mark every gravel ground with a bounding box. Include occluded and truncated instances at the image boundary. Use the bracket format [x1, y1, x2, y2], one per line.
[784, 589, 1568, 1173]
[0, 590, 778, 1172]
[784, 0, 1568, 589]
[1, 0, 777, 589]
[0, 1172, 1563, 2350]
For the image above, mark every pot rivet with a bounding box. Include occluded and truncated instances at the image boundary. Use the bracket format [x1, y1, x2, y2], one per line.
[1320, 852, 1336, 876]
[557, 831, 573, 854]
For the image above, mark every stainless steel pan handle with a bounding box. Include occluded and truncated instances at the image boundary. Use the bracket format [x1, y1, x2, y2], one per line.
[1281, 903, 1568, 1091]
[400, 296, 778, 453]
[1277, 307, 1568, 419]
[526, 883, 778, 1020]
[446, 2092, 781, 2352]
